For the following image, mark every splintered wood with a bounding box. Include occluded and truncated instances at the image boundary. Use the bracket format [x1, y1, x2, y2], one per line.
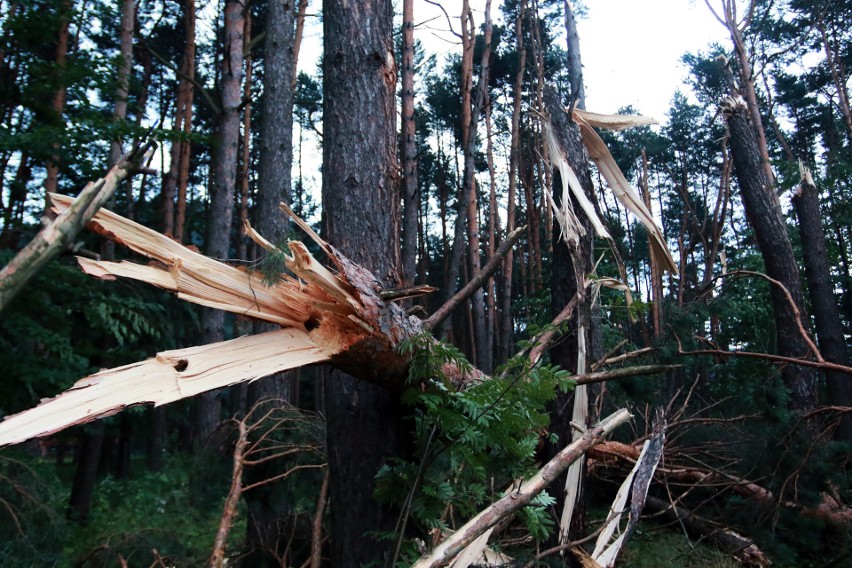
[0, 194, 419, 446]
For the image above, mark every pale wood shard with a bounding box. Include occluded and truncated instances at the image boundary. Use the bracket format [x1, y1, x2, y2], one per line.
[51, 193, 326, 330]
[0, 195, 381, 447]
[0, 329, 328, 447]
[573, 108, 658, 132]
[570, 113, 678, 273]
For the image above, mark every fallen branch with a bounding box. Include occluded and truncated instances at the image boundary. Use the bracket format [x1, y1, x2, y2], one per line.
[424, 226, 526, 330]
[0, 142, 155, 312]
[573, 365, 680, 386]
[527, 292, 580, 367]
[411, 409, 632, 568]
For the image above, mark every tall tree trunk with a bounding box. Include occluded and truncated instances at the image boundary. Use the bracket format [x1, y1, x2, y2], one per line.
[291, 0, 308, 87]
[543, 1, 595, 545]
[722, 96, 819, 423]
[443, 0, 474, 339]
[196, 0, 246, 446]
[713, 0, 774, 184]
[243, 0, 297, 562]
[544, 87, 594, 545]
[498, 0, 526, 364]
[484, 98, 499, 364]
[175, 0, 196, 241]
[817, 18, 852, 137]
[563, 0, 585, 108]
[236, 14, 252, 263]
[792, 171, 852, 442]
[162, 0, 196, 238]
[641, 151, 663, 338]
[465, 0, 493, 371]
[44, 0, 70, 194]
[107, 0, 134, 167]
[66, 423, 105, 522]
[322, 1, 405, 565]
[400, 0, 418, 286]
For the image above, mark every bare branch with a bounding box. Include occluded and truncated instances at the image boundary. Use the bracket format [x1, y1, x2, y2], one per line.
[424, 226, 525, 330]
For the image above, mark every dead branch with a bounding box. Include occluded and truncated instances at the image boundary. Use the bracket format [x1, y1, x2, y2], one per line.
[678, 344, 852, 376]
[0, 142, 155, 313]
[411, 409, 632, 568]
[424, 225, 525, 330]
[209, 419, 248, 568]
[209, 400, 325, 568]
[573, 365, 680, 386]
[309, 468, 329, 568]
[591, 347, 655, 371]
[720, 270, 823, 362]
[527, 292, 580, 366]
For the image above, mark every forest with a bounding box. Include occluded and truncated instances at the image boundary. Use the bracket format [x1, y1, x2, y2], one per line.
[0, 0, 850, 566]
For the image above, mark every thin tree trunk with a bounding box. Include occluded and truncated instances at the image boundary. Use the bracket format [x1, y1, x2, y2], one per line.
[443, 0, 475, 332]
[196, 0, 246, 446]
[400, 0, 418, 286]
[66, 422, 105, 522]
[642, 151, 663, 337]
[162, 0, 195, 238]
[322, 1, 406, 565]
[236, 14, 252, 263]
[291, 0, 309, 88]
[175, 0, 196, 242]
[44, 0, 71, 194]
[498, 0, 526, 364]
[817, 18, 852, 136]
[243, 0, 297, 561]
[485, 99, 498, 364]
[107, 0, 134, 168]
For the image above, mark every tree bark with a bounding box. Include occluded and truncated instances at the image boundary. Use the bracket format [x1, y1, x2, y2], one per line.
[196, 0, 246, 446]
[792, 171, 852, 441]
[244, 0, 297, 561]
[174, 0, 196, 242]
[498, 0, 526, 364]
[162, 0, 196, 238]
[544, 86, 594, 546]
[44, 0, 70, 195]
[66, 422, 105, 523]
[400, 0, 418, 286]
[721, 96, 819, 421]
[322, 0, 405, 565]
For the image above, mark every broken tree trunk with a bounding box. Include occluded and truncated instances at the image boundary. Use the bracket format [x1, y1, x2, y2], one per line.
[0, 195, 425, 446]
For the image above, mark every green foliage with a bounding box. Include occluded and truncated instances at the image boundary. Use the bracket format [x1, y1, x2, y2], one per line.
[0, 252, 177, 415]
[376, 333, 574, 555]
[64, 453, 237, 566]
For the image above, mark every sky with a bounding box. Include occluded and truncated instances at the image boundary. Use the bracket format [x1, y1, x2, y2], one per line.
[576, 0, 730, 121]
[297, 2, 731, 124]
